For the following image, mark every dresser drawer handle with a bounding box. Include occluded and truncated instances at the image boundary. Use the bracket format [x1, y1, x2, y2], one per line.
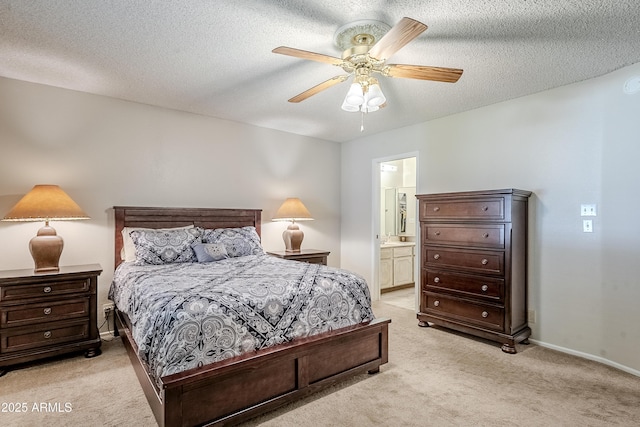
[434, 277, 440, 283]
[433, 254, 440, 260]
[43, 331, 52, 339]
[481, 284, 488, 292]
[43, 286, 52, 293]
[483, 233, 489, 238]
[481, 259, 488, 265]
[434, 231, 441, 236]
[482, 206, 489, 211]
[433, 206, 440, 212]
[481, 311, 489, 318]
[433, 300, 440, 307]
[44, 308, 52, 315]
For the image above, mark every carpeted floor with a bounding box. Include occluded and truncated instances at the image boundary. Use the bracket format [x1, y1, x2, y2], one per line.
[1, 301, 639, 426]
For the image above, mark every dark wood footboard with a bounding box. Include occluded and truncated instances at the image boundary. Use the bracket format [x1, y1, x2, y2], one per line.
[115, 310, 390, 427]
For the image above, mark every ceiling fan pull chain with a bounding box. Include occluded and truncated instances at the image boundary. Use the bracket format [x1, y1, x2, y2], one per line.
[361, 111, 365, 132]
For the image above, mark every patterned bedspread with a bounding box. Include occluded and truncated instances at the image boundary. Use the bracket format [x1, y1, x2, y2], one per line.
[109, 254, 374, 384]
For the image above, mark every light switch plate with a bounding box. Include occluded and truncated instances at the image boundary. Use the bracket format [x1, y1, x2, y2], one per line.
[580, 204, 597, 216]
[583, 219, 593, 233]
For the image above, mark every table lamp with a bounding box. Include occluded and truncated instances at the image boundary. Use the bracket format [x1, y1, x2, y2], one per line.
[272, 198, 313, 252]
[2, 185, 90, 272]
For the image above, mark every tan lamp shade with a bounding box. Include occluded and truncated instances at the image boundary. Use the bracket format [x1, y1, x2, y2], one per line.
[2, 185, 90, 272]
[272, 198, 313, 252]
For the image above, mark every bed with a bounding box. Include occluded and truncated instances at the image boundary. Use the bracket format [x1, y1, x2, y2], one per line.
[110, 206, 390, 427]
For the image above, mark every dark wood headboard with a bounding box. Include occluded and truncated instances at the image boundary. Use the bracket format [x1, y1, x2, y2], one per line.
[113, 206, 262, 269]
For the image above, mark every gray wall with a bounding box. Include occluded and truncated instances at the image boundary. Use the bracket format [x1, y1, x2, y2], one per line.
[341, 62, 640, 374]
[0, 77, 342, 327]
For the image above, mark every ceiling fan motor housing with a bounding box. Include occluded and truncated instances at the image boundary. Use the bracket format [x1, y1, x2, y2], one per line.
[334, 19, 391, 52]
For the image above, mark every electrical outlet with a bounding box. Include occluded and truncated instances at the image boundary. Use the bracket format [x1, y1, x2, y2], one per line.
[527, 310, 536, 324]
[103, 303, 115, 316]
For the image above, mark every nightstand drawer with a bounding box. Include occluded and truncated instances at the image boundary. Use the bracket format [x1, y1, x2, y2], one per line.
[1, 320, 89, 353]
[0, 278, 90, 302]
[1, 298, 90, 328]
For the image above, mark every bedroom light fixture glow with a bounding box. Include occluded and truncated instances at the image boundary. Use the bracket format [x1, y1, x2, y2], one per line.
[2, 184, 90, 272]
[341, 75, 386, 113]
[272, 198, 313, 252]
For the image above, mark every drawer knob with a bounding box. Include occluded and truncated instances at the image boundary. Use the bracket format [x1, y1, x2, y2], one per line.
[482, 206, 489, 211]
[44, 308, 52, 315]
[434, 277, 440, 283]
[43, 286, 52, 293]
[433, 300, 440, 307]
[482, 311, 489, 318]
[43, 331, 52, 339]
[433, 206, 440, 212]
[483, 233, 489, 238]
[481, 258, 489, 265]
[434, 231, 441, 236]
[433, 254, 441, 260]
[481, 284, 489, 292]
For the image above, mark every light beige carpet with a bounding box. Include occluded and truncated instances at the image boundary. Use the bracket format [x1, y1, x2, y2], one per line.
[1, 302, 639, 426]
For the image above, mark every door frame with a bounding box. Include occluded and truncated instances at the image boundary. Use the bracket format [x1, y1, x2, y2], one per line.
[371, 151, 420, 305]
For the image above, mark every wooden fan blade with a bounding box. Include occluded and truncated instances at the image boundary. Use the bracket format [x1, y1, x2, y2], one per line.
[385, 64, 463, 83]
[273, 46, 343, 65]
[288, 75, 350, 103]
[368, 17, 427, 61]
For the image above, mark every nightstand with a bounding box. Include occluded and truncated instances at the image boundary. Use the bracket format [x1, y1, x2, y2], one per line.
[0, 264, 102, 376]
[267, 249, 330, 265]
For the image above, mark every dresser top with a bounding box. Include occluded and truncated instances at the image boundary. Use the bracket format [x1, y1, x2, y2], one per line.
[416, 188, 532, 199]
[0, 264, 102, 280]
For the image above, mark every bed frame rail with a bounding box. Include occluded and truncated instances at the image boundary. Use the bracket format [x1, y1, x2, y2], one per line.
[116, 310, 389, 427]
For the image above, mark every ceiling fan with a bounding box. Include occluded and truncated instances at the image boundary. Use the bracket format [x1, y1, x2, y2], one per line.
[272, 17, 463, 113]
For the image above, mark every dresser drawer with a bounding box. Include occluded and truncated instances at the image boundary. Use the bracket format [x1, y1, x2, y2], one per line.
[1, 320, 89, 354]
[423, 270, 503, 301]
[422, 224, 505, 248]
[422, 292, 504, 331]
[424, 247, 504, 275]
[0, 278, 90, 302]
[1, 298, 90, 328]
[420, 197, 505, 221]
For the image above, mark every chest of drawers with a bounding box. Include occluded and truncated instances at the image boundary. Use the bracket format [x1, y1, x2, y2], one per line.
[0, 264, 102, 375]
[416, 189, 531, 353]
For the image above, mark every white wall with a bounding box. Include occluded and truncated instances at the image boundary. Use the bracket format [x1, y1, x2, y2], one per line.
[0, 77, 342, 329]
[341, 62, 640, 374]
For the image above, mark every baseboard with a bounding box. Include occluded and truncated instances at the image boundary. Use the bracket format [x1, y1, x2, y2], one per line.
[529, 338, 640, 377]
[100, 329, 117, 339]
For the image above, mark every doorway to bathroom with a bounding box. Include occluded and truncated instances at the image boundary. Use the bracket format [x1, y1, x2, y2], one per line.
[375, 154, 418, 311]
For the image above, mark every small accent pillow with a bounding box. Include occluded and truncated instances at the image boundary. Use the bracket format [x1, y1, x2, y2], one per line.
[130, 227, 201, 265]
[191, 242, 229, 263]
[202, 226, 264, 258]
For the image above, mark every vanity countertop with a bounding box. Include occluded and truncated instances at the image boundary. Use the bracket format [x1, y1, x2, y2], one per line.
[380, 241, 415, 249]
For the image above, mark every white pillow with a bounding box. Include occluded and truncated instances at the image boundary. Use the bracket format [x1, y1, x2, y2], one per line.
[120, 225, 194, 262]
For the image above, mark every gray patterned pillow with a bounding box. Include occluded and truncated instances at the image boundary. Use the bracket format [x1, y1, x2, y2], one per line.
[191, 242, 229, 262]
[130, 228, 202, 265]
[202, 226, 264, 258]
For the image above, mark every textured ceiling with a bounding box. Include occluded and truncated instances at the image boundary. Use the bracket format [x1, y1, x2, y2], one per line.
[1, 1, 639, 143]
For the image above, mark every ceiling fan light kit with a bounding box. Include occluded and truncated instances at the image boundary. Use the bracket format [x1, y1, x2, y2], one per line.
[273, 16, 463, 120]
